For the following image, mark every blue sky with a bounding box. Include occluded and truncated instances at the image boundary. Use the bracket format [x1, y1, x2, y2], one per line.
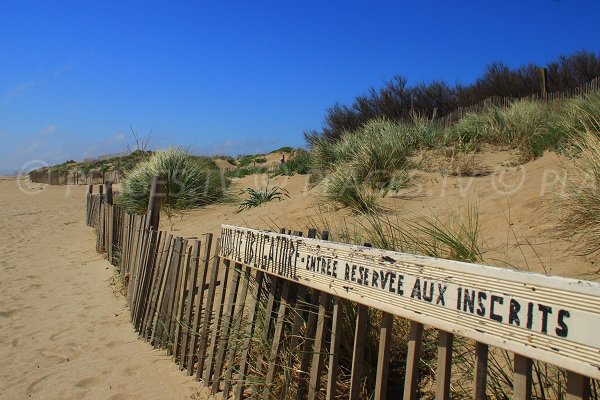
[1, 0, 599, 173]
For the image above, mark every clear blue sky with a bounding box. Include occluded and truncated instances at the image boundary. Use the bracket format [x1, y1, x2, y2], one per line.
[1, 0, 599, 173]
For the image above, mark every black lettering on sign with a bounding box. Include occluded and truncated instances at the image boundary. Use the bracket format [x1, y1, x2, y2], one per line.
[490, 295, 504, 322]
[526, 302, 534, 330]
[556, 309, 570, 338]
[477, 292, 487, 317]
[371, 268, 379, 288]
[422, 280, 434, 302]
[509, 299, 521, 326]
[397, 274, 404, 296]
[463, 289, 475, 314]
[436, 284, 446, 305]
[411, 278, 421, 300]
[457, 287, 462, 310]
[538, 304, 552, 334]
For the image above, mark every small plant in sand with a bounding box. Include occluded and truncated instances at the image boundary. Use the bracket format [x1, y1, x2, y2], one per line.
[238, 179, 290, 212]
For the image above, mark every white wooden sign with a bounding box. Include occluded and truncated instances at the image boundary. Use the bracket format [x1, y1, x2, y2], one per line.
[219, 225, 600, 379]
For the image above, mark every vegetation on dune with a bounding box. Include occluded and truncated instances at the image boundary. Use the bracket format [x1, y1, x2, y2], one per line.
[311, 118, 417, 212]
[553, 98, 600, 256]
[116, 147, 228, 216]
[306, 50, 600, 143]
[237, 179, 290, 212]
[449, 99, 558, 161]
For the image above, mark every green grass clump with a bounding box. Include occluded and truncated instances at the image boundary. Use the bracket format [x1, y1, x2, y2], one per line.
[322, 168, 383, 213]
[270, 146, 295, 153]
[312, 118, 415, 212]
[449, 100, 557, 160]
[225, 165, 268, 178]
[238, 154, 267, 167]
[116, 147, 227, 214]
[238, 180, 289, 212]
[554, 128, 600, 256]
[274, 149, 312, 176]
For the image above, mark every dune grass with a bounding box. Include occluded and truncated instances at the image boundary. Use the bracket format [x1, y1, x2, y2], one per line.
[238, 179, 290, 212]
[116, 147, 228, 215]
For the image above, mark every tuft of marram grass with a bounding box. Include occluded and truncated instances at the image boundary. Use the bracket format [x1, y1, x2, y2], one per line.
[312, 118, 415, 213]
[238, 179, 290, 212]
[450, 99, 556, 161]
[116, 147, 228, 214]
[554, 128, 600, 256]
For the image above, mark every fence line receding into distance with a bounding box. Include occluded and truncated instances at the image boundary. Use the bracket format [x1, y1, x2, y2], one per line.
[86, 181, 599, 400]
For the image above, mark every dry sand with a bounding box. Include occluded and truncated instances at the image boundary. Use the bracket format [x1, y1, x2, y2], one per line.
[0, 178, 197, 399]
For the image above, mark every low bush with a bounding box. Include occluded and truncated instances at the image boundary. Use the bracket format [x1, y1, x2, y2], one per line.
[116, 147, 227, 214]
[225, 166, 268, 178]
[274, 149, 312, 176]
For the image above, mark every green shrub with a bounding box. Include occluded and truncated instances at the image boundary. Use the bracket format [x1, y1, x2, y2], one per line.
[116, 147, 228, 214]
[274, 149, 312, 176]
[449, 100, 557, 160]
[238, 154, 266, 167]
[238, 180, 290, 212]
[225, 166, 268, 178]
[270, 146, 295, 153]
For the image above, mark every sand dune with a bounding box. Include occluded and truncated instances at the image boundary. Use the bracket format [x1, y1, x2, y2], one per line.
[0, 178, 196, 399]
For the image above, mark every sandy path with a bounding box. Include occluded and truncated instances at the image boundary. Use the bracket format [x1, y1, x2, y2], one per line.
[0, 178, 197, 400]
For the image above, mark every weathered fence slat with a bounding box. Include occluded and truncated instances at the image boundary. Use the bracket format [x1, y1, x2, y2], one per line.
[308, 291, 329, 400]
[566, 370, 590, 400]
[196, 240, 221, 381]
[222, 265, 252, 397]
[435, 330, 454, 400]
[349, 304, 368, 400]
[211, 260, 242, 394]
[263, 281, 291, 400]
[325, 296, 342, 400]
[473, 342, 489, 400]
[180, 240, 201, 370]
[514, 353, 532, 400]
[404, 321, 424, 400]
[234, 270, 265, 400]
[202, 249, 231, 386]
[173, 244, 192, 361]
[187, 233, 213, 376]
[374, 312, 393, 400]
[297, 289, 319, 400]
[280, 284, 307, 400]
[141, 231, 168, 339]
[165, 237, 185, 354]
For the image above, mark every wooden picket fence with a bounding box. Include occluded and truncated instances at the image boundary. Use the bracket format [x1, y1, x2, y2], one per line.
[86, 183, 599, 400]
[436, 77, 600, 128]
[30, 169, 121, 185]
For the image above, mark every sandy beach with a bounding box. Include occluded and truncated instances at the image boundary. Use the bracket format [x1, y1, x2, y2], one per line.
[0, 178, 197, 400]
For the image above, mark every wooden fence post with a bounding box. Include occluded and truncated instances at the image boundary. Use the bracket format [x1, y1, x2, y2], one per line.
[146, 175, 163, 231]
[105, 180, 113, 205]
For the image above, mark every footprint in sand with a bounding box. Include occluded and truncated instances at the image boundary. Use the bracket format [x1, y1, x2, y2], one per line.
[26, 373, 51, 394]
[74, 376, 99, 389]
[105, 393, 129, 400]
